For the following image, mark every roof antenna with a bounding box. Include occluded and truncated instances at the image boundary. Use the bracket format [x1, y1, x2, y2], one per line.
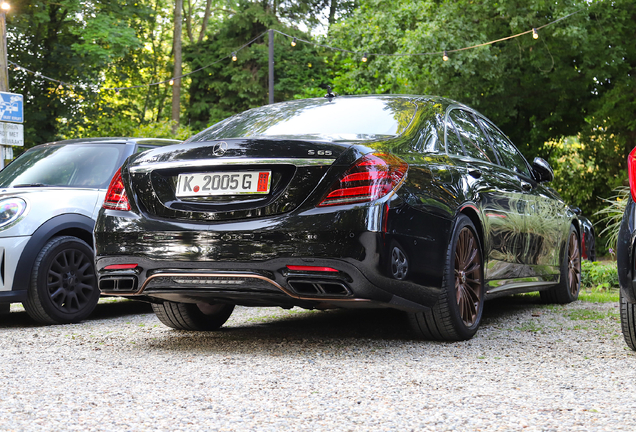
[324, 85, 336, 101]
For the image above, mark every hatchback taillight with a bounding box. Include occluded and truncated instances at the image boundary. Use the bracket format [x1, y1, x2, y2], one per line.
[629, 147, 636, 202]
[103, 167, 131, 211]
[318, 153, 408, 207]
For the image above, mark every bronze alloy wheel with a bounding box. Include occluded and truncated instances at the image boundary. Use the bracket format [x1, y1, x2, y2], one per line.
[454, 227, 483, 326]
[567, 231, 581, 296]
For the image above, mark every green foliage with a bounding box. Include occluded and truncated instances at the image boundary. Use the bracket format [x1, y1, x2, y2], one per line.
[303, 0, 636, 220]
[132, 120, 193, 141]
[546, 136, 627, 248]
[578, 289, 619, 303]
[8, 0, 154, 146]
[594, 187, 629, 251]
[184, 1, 329, 129]
[581, 260, 619, 292]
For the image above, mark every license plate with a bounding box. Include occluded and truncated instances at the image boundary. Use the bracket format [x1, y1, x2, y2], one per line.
[176, 171, 271, 197]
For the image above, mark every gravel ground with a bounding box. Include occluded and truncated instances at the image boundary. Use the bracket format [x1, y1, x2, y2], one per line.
[0, 295, 635, 431]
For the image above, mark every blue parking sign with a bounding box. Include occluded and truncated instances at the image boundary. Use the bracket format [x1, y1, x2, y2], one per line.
[0, 92, 23, 123]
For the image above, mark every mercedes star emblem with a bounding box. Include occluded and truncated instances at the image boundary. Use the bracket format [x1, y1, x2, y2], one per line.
[212, 141, 228, 156]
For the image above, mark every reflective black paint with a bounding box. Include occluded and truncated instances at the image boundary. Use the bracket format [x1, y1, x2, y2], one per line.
[618, 198, 636, 303]
[94, 96, 577, 311]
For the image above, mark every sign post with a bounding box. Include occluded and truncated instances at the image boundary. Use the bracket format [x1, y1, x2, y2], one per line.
[0, 91, 23, 166]
[0, 3, 16, 169]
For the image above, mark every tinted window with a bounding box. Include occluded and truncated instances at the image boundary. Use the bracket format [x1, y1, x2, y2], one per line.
[444, 118, 465, 156]
[0, 144, 124, 188]
[189, 98, 417, 142]
[136, 145, 156, 153]
[479, 120, 531, 177]
[449, 110, 496, 163]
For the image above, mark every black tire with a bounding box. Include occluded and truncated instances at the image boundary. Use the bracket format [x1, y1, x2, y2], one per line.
[408, 214, 485, 341]
[23, 236, 99, 324]
[620, 291, 636, 351]
[540, 225, 581, 304]
[152, 301, 234, 331]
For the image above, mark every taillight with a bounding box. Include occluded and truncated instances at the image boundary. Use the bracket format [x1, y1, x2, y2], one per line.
[318, 153, 408, 207]
[629, 147, 636, 201]
[103, 167, 131, 211]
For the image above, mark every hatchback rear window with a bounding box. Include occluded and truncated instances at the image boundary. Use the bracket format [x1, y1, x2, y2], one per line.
[0, 144, 124, 189]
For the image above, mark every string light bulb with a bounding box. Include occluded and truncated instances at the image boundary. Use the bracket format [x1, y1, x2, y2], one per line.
[169, 79, 174, 86]
[361, 53, 368, 62]
[443, 51, 449, 61]
[291, 37, 297, 47]
[532, 28, 539, 39]
[232, 52, 237, 61]
[1, 2, 10, 11]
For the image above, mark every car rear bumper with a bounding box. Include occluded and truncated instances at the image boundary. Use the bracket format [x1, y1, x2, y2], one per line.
[95, 204, 448, 311]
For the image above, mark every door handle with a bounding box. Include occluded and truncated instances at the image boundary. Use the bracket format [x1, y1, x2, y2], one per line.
[521, 181, 532, 191]
[468, 168, 482, 179]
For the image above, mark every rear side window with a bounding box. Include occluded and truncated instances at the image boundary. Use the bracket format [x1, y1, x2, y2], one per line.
[479, 120, 532, 177]
[444, 118, 465, 156]
[449, 110, 496, 163]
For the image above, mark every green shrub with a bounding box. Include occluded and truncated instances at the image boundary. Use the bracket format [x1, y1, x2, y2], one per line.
[581, 260, 619, 291]
[595, 186, 629, 252]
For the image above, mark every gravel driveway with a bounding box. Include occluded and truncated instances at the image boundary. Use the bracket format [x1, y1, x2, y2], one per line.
[0, 295, 635, 431]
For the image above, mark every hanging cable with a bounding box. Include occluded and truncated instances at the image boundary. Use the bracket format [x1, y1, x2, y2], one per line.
[8, 9, 584, 92]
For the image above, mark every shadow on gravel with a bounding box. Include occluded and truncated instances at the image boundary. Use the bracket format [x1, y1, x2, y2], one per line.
[0, 299, 152, 329]
[144, 295, 545, 353]
[481, 294, 545, 324]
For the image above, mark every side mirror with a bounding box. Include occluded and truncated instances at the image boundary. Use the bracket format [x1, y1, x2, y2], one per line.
[532, 157, 554, 183]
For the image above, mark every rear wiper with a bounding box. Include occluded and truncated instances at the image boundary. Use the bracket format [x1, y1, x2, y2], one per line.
[12, 183, 50, 188]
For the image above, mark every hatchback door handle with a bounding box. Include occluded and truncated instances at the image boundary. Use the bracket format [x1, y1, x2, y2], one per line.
[521, 181, 532, 191]
[468, 169, 481, 179]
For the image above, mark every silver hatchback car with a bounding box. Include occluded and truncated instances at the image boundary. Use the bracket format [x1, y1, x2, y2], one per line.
[0, 138, 179, 324]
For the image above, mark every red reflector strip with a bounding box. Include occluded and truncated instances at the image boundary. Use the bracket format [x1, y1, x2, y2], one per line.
[257, 172, 270, 192]
[104, 264, 138, 270]
[286, 265, 338, 272]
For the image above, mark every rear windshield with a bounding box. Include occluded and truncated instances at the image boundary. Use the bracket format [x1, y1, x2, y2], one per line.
[0, 144, 125, 188]
[188, 97, 417, 142]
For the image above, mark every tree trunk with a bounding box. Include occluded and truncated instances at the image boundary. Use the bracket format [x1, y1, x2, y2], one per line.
[328, 0, 338, 26]
[198, 0, 213, 43]
[172, 0, 183, 134]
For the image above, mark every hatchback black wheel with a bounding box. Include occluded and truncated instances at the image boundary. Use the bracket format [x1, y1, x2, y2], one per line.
[23, 236, 99, 324]
[152, 301, 235, 331]
[408, 214, 484, 341]
[540, 225, 580, 304]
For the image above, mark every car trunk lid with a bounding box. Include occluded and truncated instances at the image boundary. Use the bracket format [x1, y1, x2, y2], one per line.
[126, 138, 352, 222]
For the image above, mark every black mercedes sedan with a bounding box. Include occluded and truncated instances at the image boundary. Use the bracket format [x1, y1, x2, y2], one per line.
[94, 95, 581, 341]
[617, 147, 636, 350]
